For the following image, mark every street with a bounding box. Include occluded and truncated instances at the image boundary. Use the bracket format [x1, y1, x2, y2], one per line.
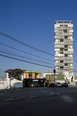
[0, 87, 77, 103]
[0, 93, 77, 116]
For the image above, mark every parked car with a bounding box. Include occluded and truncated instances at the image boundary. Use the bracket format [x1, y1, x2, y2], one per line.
[55, 82, 62, 87]
[49, 83, 55, 87]
[62, 83, 68, 87]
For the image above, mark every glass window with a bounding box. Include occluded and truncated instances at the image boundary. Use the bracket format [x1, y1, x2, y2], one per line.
[60, 52, 63, 54]
[29, 73, 32, 78]
[60, 66, 63, 69]
[64, 49, 68, 51]
[60, 48, 64, 51]
[65, 63, 68, 66]
[60, 60, 63, 63]
[64, 36, 68, 39]
[64, 45, 68, 48]
[60, 25, 63, 27]
[63, 30, 67, 33]
[60, 39, 63, 42]
[64, 25, 68, 27]
[65, 54, 68, 57]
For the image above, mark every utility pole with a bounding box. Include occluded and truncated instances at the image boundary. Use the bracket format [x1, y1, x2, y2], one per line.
[48, 69, 49, 87]
[53, 69, 56, 95]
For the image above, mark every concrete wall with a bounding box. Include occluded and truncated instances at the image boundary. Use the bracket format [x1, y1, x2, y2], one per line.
[10, 79, 23, 88]
[5, 72, 24, 89]
[0, 81, 8, 90]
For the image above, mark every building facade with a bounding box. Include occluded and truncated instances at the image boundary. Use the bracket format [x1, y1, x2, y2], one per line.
[5, 69, 42, 88]
[54, 21, 74, 82]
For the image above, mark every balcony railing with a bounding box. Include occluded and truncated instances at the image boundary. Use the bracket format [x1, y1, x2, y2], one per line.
[64, 66, 73, 69]
[55, 63, 64, 66]
[55, 54, 64, 57]
[55, 45, 64, 48]
[55, 33, 73, 36]
[55, 42, 73, 45]
[64, 61, 73, 63]
[64, 51, 73, 54]
[55, 57, 73, 60]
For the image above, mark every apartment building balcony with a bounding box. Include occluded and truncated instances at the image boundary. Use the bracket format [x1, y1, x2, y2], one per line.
[55, 42, 73, 45]
[55, 36, 64, 39]
[69, 30, 73, 32]
[64, 51, 73, 54]
[55, 41, 64, 44]
[55, 69, 64, 73]
[55, 33, 73, 36]
[55, 54, 64, 57]
[55, 27, 73, 30]
[55, 57, 73, 61]
[55, 63, 64, 66]
[55, 57, 65, 60]
[55, 49, 60, 52]
[64, 58, 73, 61]
[54, 29, 73, 33]
[64, 66, 73, 69]
[64, 39, 73, 42]
[64, 60, 73, 63]
[64, 46, 73, 49]
[55, 45, 64, 48]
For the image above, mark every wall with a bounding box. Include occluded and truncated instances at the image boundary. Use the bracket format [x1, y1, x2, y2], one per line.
[0, 81, 8, 90]
[25, 73, 41, 79]
[10, 79, 23, 88]
[6, 72, 24, 88]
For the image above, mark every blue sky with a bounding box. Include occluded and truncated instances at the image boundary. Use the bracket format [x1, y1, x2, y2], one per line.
[0, 0, 77, 78]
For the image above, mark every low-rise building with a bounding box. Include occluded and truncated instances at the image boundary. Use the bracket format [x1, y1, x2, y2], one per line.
[4, 69, 45, 88]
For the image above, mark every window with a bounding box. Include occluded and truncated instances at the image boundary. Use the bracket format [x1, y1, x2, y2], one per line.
[63, 30, 67, 33]
[60, 48, 64, 51]
[29, 73, 32, 78]
[64, 25, 68, 27]
[60, 39, 63, 42]
[64, 36, 68, 39]
[65, 63, 68, 66]
[60, 66, 63, 69]
[60, 25, 63, 27]
[64, 45, 68, 48]
[65, 54, 68, 57]
[64, 49, 68, 51]
[60, 60, 63, 63]
[60, 52, 63, 54]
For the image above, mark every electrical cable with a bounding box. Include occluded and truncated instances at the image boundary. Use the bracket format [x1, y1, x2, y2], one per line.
[0, 32, 54, 56]
[0, 42, 54, 62]
[0, 54, 54, 68]
[0, 50, 54, 65]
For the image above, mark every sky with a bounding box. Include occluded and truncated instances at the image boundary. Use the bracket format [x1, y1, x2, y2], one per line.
[0, 0, 77, 78]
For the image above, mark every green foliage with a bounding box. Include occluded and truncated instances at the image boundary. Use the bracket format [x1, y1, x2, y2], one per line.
[8, 69, 23, 80]
[46, 74, 64, 81]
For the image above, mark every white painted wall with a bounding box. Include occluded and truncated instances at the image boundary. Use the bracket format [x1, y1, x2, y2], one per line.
[10, 79, 23, 88]
[0, 81, 8, 90]
[5, 72, 25, 89]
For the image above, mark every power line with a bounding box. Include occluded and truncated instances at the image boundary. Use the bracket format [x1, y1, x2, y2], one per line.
[0, 54, 54, 69]
[0, 50, 54, 65]
[0, 42, 54, 62]
[0, 32, 54, 56]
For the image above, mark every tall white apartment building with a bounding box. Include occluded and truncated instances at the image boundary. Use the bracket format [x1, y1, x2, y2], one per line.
[54, 21, 74, 82]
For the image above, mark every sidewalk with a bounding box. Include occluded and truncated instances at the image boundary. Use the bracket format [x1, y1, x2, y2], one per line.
[0, 87, 59, 103]
[0, 87, 77, 103]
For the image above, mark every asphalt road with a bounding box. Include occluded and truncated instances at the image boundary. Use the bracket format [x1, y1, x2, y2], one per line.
[0, 93, 77, 116]
[0, 87, 77, 103]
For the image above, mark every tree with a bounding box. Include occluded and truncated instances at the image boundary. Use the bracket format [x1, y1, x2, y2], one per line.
[8, 69, 23, 80]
